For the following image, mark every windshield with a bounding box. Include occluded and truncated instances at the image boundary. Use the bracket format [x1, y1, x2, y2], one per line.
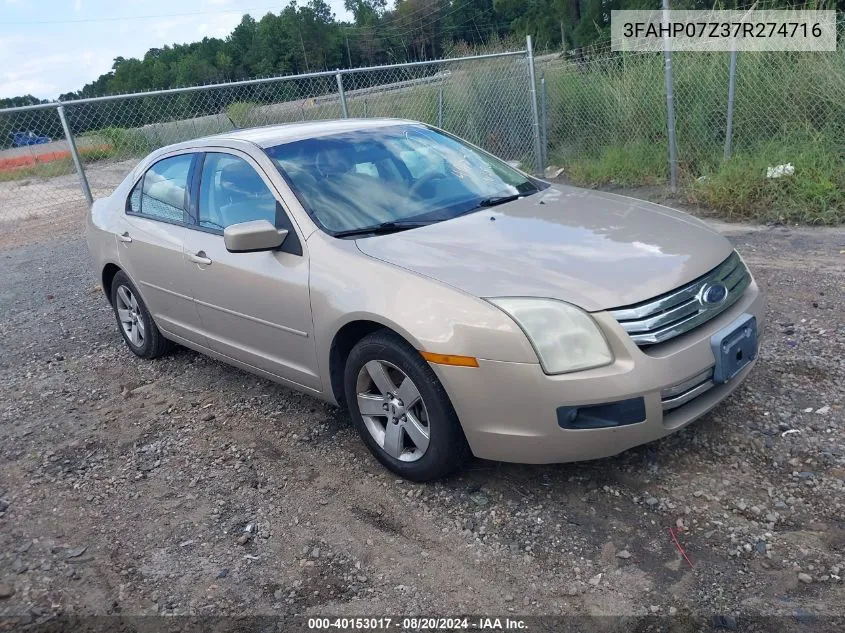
[264, 124, 545, 235]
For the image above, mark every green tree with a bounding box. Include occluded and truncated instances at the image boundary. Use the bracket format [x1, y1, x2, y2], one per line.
[5, 0, 744, 106]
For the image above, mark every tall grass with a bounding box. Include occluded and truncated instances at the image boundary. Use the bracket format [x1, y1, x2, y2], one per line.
[691, 134, 845, 225]
[444, 58, 536, 165]
[0, 144, 121, 182]
[542, 45, 845, 224]
[78, 126, 152, 161]
[0, 158, 77, 182]
[226, 101, 261, 128]
[560, 143, 668, 187]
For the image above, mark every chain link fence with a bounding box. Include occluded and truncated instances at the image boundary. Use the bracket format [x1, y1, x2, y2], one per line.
[4, 27, 845, 227]
[538, 21, 845, 198]
[539, 49, 669, 175]
[0, 49, 536, 226]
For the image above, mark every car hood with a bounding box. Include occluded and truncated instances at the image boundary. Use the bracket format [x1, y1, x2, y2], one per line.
[354, 185, 734, 312]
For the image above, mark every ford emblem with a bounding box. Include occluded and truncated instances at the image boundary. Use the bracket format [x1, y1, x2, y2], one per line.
[699, 282, 728, 306]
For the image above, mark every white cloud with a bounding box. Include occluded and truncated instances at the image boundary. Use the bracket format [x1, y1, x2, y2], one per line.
[0, 0, 355, 99]
[152, 19, 182, 39]
[201, 12, 240, 37]
[0, 35, 116, 98]
[152, 12, 239, 41]
[1, 78, 56, 98]
[1, 52, 66, 98]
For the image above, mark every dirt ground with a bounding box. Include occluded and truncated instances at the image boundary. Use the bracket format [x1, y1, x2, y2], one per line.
[0, 200, 843, 630]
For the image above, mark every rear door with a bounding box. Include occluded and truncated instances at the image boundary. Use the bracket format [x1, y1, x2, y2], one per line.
[116, 151, 204, 343]
[182, 149, 320, 391]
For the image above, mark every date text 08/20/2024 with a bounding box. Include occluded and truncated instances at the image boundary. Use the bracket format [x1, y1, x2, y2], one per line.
[307, 617, 527, 630]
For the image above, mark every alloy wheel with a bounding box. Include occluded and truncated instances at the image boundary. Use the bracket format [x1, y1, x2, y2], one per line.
[115, 285, 145, 348]
[355, 360, 430, 462]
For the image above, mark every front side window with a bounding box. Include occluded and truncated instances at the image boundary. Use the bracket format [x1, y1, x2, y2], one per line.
[265, 124, 544, 235]
[128, 154, 193, 223]
[198, 153, 277, 231]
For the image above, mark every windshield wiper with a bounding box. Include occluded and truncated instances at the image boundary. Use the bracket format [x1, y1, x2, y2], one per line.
[477, 193, 522, 208]
[333, 220, 432, 238]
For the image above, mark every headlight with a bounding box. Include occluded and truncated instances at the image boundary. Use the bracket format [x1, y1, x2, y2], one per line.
[488, 298, 613, 374]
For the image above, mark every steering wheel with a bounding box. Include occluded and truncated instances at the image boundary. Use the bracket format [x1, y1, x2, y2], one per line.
[408, 171, 447, 198]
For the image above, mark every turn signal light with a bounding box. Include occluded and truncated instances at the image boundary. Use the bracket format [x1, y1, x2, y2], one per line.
[420, 351, 479, 367]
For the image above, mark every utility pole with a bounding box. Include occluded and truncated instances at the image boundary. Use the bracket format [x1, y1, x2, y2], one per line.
[560, 20, 566, 49]
[298, 21, 310, 72]
[345, 34, 352, 68]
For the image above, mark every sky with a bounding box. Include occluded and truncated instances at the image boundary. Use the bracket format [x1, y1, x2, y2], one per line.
[0, 0, 355, 100]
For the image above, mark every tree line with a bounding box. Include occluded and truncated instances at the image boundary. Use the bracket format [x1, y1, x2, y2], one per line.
[2, 0, 646, 108]
[0, 0, 818, 145]
[3, 0, 818, 106]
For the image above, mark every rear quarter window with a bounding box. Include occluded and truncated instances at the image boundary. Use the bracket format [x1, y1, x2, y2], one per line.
[127, 181, 142, 213]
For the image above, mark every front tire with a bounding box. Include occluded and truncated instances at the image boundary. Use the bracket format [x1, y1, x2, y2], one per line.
[110, 271, 172, 359]
[344, 330, 471, 481]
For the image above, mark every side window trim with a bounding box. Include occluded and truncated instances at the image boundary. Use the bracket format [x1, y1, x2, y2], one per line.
[124, 152, 197, 227]
[185, 152, 204, 227]
[190, 149, 303, 256]
[125, 174, 144, 215]
[182, 153, 200, 225]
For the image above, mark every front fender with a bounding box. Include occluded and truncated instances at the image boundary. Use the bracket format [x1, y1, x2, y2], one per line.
[308, 233, 538, 403]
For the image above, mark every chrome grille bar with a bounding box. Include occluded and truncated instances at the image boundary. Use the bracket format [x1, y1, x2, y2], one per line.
[609, 252, 751, 346]
[661, 367, 715, 411]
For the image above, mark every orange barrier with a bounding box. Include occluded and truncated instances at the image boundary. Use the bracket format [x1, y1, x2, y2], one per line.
[0, 144, 112, 173]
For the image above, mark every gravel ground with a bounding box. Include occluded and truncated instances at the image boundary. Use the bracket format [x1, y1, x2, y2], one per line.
[0, 211, 843, 629]
[0, 159, 134, 225]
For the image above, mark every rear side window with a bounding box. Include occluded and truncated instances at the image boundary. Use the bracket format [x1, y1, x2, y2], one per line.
[127, 154, 193, 223]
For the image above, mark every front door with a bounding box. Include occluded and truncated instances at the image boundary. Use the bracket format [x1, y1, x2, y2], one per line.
[182, 150, 320, 391]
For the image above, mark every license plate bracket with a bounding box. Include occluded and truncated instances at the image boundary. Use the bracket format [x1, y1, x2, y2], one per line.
[711, 313, 757, 384]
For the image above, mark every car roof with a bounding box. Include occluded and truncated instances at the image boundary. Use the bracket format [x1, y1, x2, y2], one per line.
[196, 118, 418, 149]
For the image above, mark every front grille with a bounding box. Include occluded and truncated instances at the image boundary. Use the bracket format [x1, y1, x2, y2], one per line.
[609, 251, 751, 346]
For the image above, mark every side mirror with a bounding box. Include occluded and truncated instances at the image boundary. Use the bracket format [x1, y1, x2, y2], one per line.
[223, 220, 287, 253]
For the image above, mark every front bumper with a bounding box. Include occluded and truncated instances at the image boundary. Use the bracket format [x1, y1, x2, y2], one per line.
[430, 280, 766, 464]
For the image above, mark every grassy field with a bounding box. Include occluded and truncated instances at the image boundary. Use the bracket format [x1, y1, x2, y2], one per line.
[543, 47, 845, 225]
[0, 144, 117, 183]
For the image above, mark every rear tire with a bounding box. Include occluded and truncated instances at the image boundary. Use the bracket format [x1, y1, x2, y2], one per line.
[110, 271, 172, 359]
[344, 330, 471, 481]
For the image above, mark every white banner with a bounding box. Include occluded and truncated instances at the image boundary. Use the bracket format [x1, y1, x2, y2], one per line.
[610, 10, 837, 52]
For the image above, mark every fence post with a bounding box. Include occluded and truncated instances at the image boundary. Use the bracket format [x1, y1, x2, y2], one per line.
[57, 105, 93, 207]
[526, 35, 544, 176]
[438, 85, 444, 128]
[724, 49, 737, 159]
[540, 74, 548, 170]
[661, 0, 679, 193]
[336, 72, 349, 118]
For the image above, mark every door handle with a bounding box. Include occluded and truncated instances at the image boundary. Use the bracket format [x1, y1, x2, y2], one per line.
[189, 251, 212, 266]
[118, 232, 132, 243]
